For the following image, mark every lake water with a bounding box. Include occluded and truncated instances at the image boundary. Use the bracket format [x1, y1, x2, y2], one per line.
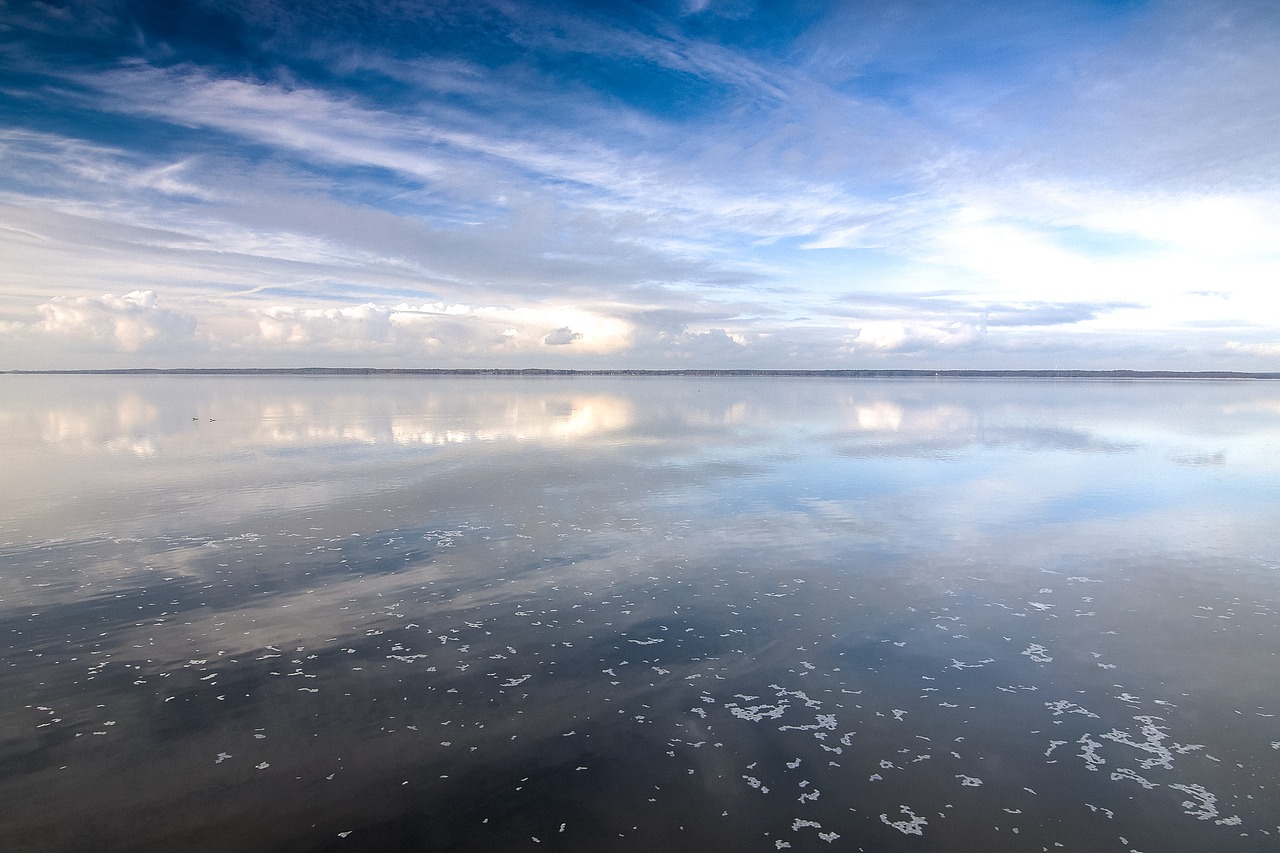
[2, 375, 1278, 852]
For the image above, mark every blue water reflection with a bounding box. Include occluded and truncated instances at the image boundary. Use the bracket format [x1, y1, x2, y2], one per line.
[0, 376, 1277, 852]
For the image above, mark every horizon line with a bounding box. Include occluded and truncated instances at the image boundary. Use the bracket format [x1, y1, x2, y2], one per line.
[6, 368, 1280, 379]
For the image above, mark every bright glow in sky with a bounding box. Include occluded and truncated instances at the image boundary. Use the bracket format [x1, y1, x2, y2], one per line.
[1, 0, 1278, 369]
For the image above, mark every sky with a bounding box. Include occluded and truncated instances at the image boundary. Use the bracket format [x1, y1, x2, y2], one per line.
[1, 0, 1278, 370]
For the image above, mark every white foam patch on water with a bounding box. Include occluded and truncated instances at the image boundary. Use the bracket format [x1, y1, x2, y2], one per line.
[773, 686, 823, 709]
[778, 713, 837, 733]
[1046, 700, 1098, 718]
[727, 703, 789, 722]
[880, 805, 927, 836]
[1101, 716, 1203, 770]
[1168, 783, 1221, 821]
[1111, 767, 1159, 789]
[1021, 643, 1053, 663]
[1077, 735, 1106, 771]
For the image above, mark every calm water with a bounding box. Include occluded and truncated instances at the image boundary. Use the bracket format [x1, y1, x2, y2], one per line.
[2, 376, 1278, 852]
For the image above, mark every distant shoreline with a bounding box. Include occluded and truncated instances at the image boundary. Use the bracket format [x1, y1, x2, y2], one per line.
[5, 368, 1279, 379]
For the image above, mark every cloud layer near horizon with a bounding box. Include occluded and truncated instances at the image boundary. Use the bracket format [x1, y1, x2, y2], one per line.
[1, 0, 1278, 369]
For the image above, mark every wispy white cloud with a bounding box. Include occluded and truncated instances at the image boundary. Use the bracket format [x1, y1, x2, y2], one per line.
[74, 61, 897, 249]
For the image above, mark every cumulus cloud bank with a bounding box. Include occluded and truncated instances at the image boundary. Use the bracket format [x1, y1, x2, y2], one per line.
[2, 291, 196, 359]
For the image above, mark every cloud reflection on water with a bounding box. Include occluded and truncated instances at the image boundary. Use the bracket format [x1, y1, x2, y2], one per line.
[1, 377, 1279, 852]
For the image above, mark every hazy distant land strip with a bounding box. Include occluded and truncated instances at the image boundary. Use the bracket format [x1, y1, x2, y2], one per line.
[8, 368, 1280, 379]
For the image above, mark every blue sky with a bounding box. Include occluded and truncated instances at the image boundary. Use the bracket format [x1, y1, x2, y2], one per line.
[1, 0, 1278, 369]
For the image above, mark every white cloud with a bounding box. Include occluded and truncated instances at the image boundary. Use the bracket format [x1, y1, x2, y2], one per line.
[1225, 341, 1280, 358]
[670, 328, 748, 354]
[256, 303, 395, 347]
[0, 129, 213, 202]
[898, 182, 1280, 333]
[76, 62, 888, 251]
[232, 299, 637, 361]
[543, 327, 582, 346]
[3, 290, 197, 354]
[853, 320, 978, 353]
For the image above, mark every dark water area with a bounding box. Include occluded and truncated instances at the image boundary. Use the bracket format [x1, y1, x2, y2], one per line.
[1, 376, 1278, 852]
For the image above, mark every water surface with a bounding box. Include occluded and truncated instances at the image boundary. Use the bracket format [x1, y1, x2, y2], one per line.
[2, 376, 1278, 851]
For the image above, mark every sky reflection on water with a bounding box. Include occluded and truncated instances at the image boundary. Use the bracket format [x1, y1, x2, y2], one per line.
[1, 376, 1278, 852]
